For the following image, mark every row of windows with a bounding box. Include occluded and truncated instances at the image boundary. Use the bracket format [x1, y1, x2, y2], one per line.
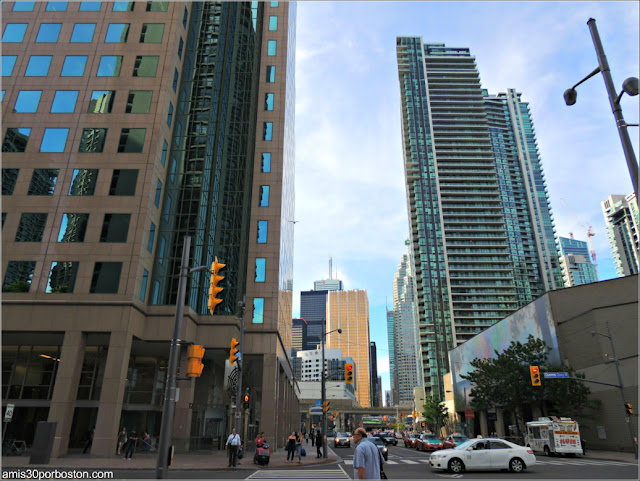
[10, 1, 170, 13]
[2, 127, 146, 153]
[3, 22, 166, 44]
[2, 54, 160, 77]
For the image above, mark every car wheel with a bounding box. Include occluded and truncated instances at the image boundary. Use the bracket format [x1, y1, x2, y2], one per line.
[544, 445, 551, 457]
[448, 458, 464, 474]
[509, 457, 525, 473]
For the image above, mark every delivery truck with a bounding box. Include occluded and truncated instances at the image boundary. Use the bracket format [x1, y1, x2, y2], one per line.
[525, 416, 583, 456]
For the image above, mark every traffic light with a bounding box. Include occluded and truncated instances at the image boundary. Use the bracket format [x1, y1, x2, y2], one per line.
[383, 416, 387, 421]
[530, 365, 541, 386]
[402, 412, 405, 418]
[330, 416, 334, 421]
[323, 401, 330, 413]
[243, 393, 250, 409]
[625, 403, 634, 415]
[345, 363, 354, 383]
[229, 338, 240, 365]
[334, 411, 338, 417]
[208, 257, 226, 314]
[186, 345, 205, 377]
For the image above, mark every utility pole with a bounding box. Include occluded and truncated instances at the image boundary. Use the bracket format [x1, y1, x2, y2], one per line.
[321, 317, 327, 459]
[235, 300, 246, 434]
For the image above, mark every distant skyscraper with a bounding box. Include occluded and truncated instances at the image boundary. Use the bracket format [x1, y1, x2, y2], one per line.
[300, 290, 327, 350]
[602, 193, 639, 276]
[392, 244, 422, 404]
[558, 236, 598, 286]
[386, 309, 398, 405]
[327, 289, 370, 407]
[369, 342, 380, 407]
[292, 318, 308, 353]
[396, 38, 561, 398]
[314, 279, 344, 291]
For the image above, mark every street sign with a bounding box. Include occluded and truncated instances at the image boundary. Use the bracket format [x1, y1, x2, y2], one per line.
[4, 404, 14, 421]
[543, 372, 569, 378]
[316, 400, 321, 405]
[464, 408, 475, 419]
[235, 412, 241, 418]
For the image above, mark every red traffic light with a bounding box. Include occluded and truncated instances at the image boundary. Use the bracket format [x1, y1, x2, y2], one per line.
[244, 394, 249, 403]
[531, 366, 539, 373]
[346, 365, 353, 371]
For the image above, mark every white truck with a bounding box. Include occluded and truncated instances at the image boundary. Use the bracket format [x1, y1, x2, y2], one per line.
[525, 417, 583, 456]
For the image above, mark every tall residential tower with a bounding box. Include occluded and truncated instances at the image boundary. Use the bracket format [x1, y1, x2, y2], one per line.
[602, 193, 639, 276]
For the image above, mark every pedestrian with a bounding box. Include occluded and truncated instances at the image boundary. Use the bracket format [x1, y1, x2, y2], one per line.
[311, 430, 315, 447]
[295, 431, 303, 464]
[352, 428, 384, 479]
[255, 432, 265, 449]
[581, 437, 587, 456]
[124, 430, 138, 459]
[286, 431, 296, 462]
[315, 430, 323, 458]
[225, 428, 241, 467]
[117, 427, 127, 455]
[141, 431, 151, 452]
[83, 427, 95, 454]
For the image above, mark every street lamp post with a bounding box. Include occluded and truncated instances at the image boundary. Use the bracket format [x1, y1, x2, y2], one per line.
[592, 320, 638, 459]
[321, 319, 342, 459]
[564, 18, 639, 202]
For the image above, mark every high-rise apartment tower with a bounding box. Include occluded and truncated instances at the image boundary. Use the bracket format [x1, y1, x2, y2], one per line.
[602, 193, 639, 276]
[558, 236, 598, 286]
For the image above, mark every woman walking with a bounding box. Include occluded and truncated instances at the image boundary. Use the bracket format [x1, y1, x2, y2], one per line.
[116, 427, 127, 455]
[286, 432, 296, 462]
[295, 432, 303, 464]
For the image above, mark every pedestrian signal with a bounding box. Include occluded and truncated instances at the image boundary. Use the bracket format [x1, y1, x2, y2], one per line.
[530, 365, 541, 386]
[229, 338, 240, 365]
[345, 363, 354, 383]
[186, 345, 205, 377]
[243, 394, 250, 409]
[208, 257, 225, 314]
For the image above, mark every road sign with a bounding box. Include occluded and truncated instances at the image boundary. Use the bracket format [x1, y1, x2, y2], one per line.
[316, 400, 321, 405]
[464, 408, 475, 419]
[543, 372, 569, 378]
[4, 404, 14, 421]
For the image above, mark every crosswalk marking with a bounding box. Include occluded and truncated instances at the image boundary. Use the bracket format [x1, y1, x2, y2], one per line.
[536, 458, 635, 467]
[246, 467, 351, 479]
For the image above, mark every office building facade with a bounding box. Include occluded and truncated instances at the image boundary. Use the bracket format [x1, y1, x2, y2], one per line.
[558, 236, 598, 287]
[602, 193, 639, 277]
[300, 277, 342, 350]
[2, 0, 297, 456]
[369, 341, 380, 407]
[386, 308, 398, 405]
[291, 318, 308, 353]
[396, 38, 561, 398]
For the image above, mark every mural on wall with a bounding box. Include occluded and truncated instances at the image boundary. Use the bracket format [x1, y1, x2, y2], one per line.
[448, 295, 561, 411]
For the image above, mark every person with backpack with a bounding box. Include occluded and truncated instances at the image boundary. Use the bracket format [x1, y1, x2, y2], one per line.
[225, 428, 242, 467]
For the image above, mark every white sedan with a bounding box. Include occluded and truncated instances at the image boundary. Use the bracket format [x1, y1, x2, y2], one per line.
[429, 438, 536, 474]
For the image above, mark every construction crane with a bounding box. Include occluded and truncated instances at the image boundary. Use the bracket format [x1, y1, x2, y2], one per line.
[560, 198, 598, 277]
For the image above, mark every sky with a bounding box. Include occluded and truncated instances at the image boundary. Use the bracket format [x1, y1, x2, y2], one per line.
[291, 1, 640, 399]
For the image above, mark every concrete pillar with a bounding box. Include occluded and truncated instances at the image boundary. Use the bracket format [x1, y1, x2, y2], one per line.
[495, 407, 506, 438]
[92, 331, 132, 457]
[48, 331, 86, 458]
[260, 353, 278, 449]
[479, 411, 488, 438]
[173, 354, 196, 452]
[532, 405, 542, 420]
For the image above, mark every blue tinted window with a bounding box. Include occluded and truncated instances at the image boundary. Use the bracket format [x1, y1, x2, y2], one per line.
[40, 128, 69, 152]
[1, 91, 5, 102]
[161, 140, 168, 166]
[89, 90, 115, 113]
[267, 40, 276, 56]
[140, 269, 149, 301]
[263, 122, 273, 141]
[252, 298, 264, 324]
[163, 195, 171, 220]
[265, 93, 274, 111]
[158, 236, 166, 263]
[2, 56, 17, 77]
[183, 7, 188, 27]
[79, 2, 101, 11]
[261, 153, 271, 172]
[255, 258, 266, 282]
[13, 2, 36, 11]
[173, 69, 179, 92]
[70, 23, 96, 42]
[46, 2, 68, 11]
[147, 222, 155, 252]
[269, 16, 278, 31]
[155, 179, 162, 206]
[112, 1, 134, 11]
[25, 56, 52, 76]
[105, 23, 129, 42]
[36, 23, 62, 42]
[3, 24, 28, 43]
[14, 91, 42, 113]
[167, 103, 173, 126]
[61, 56, 87, 76]
[178, 37, 184, 59]
[266, 65, 276, 83]
[97, 56, 122, 77]
[271, 1, 279, 6]
[257, 220, 268, 243]
[259, 185, 270, 206]
[51, 91, 79, 113]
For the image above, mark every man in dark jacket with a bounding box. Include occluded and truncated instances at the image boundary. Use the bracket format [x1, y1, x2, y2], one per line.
[315, 430, 323, 458]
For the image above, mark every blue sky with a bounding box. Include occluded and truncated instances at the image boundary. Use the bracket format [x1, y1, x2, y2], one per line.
[291, 1, 639, 398]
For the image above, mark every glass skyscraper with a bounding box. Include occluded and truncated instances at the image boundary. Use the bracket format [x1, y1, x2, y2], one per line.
[558, 236, 599, 286]
[602, 193, 639, 276]
[396, 38, 561, 398]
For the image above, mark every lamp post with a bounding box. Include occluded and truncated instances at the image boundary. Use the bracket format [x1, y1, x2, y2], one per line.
[321, 319, 342, 459]
[564, 18, 639, 202]
[591, 320, 638, 459]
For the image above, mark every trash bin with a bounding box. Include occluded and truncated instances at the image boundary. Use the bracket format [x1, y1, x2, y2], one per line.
[29, 421, 57, 464]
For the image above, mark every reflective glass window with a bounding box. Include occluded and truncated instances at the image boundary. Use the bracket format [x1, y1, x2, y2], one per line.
[146, 1, 168, 11]
[173, 69, 179, 92]
[158, 235, 166, 263]
[265, 93, 274, 111]
[1, 91, 4, 101]
[2, 56, 17, 76]
[178, 38, 184, 59]
[2, 128, 31, 152]
[255, 258, 266, 282]
[2, 24, 28, 43]
[105, 23, 129, 42]
[2, 261, 36, 292]
[79, 128, 107, 153]
[2, 169, 19, 195]
[36, 23, 62, 42]
[261, 153, 271, 172]
[97, 56, 122, 77]
[183, 7, 189, 27]
[267, 40, 276, 56]
[88, 90, 115, 113]
[15, 213, 48, 242]
[259, 185, 270, 206]
[100, 213, 130, 242]
[154, 179, 162, 206]
[40, 128, 69, 152]
[109, 169, 138, 195]
[140, 269, 149, 301]
[68, 169, 98, 195]
[270, 1, 279, 6]
[263, 122, 273, 141]
[25, 56, 52, 76]
[70, 23, 95, 42]
[126, 90, 152, 113]
[13, 2, 36, 11]
[161, 140, 168, 166]
[28, 169, 59, 195]
[45, 2, 67, 11]
[90, 262, 122, 294]
[140, 23, 164, 43]
[252, 298, 264, 324]
[266, 65, 276, 82]
[167, 103, 173, 126]
[51, 91, 79, 113]
[269, 16, 278, 31]
[79, 2, 101, 11]
[14, 91, 42, 113]
[58, 213, 89, 242]
[163, 195, 171, 221]
[118, 128, 146, 153]
[112, 1, 134, 11]
[257, 220, 268, 243]
[147, 222, 155, 252]
[132, 56, 159, 77]
[60, 56, 87, 76]
[46, 261, 78, 293]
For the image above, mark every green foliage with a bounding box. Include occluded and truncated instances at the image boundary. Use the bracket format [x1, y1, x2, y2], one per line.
[422, 395, 448, 433]
[3, 280, 30, 292]
[50, 285, 69, 293]
[395, 422, 405, 432]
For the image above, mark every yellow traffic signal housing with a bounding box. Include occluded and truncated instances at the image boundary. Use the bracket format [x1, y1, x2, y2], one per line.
[186, 345, 205, 377]
[229, 338, 240, 365]
[345, 363, 354, 384]
[334, 411, 338, 417]
[625, 402, 634, 415]
[208, 257, 226, 314]
[530, 365, 541, 386]
[323, 401, 330, 413]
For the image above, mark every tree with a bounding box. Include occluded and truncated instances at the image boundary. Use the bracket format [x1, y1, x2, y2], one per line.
[3, 280, 30, 292]
[461, 335, 593, 433]
[422, 396, 448, 434]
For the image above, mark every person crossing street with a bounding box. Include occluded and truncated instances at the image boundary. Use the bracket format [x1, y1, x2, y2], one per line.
[225, 428, 242, 467]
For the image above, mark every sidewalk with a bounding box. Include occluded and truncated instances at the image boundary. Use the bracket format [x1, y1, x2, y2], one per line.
[578, 449, 637, 464]
[1, 444, 340, 471]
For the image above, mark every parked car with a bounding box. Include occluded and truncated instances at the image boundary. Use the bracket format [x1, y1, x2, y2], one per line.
[429, 438, 536, 474]
[370, 436, 389, 461]
[404, 433, 420, 448]
[416, 434, 443, 451]
[334, 432, 351, 448]
[442, 434, 469, 450]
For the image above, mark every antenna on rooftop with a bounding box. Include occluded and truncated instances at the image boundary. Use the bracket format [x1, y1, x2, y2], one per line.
[329, 257, 333, 280]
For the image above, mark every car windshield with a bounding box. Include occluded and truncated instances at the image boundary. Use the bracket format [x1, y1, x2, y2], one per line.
[370, 438, 385, 446]
[453, 436, 468, 442]
[336, 433, 348, 437]
[454, 440, 475, 450]
[425, 436, 440, 441]
[410, 434, 419, 439]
